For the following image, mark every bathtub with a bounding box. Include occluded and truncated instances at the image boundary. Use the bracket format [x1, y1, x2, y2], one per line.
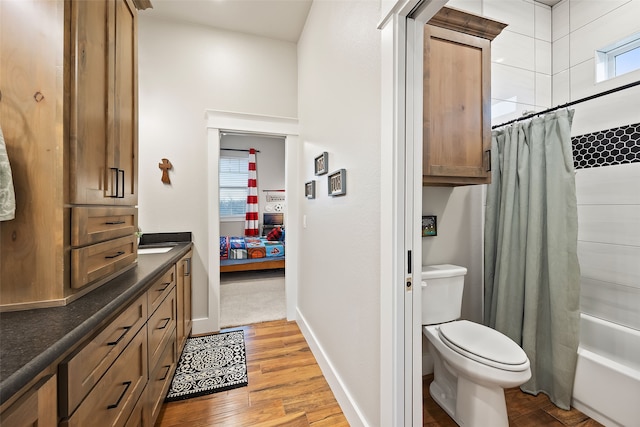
[572, 313, 640, 427]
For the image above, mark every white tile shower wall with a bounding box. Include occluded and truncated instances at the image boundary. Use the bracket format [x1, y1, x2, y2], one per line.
[568, 0, 631, 33]
[553, 0, 640, 337]
[552, 0, 640, 119]
[534, 3, 552, 42]
[569, 0, 636, 66]
[575, 163, 640, 332]
[447, 0, 553, 125]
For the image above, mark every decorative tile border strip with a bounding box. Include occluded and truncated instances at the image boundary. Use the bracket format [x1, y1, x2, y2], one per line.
[573, 122, 640, 170]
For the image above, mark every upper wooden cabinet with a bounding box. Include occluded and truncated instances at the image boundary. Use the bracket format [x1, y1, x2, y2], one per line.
[69, 0, 138, 205]
[423, 7, 506, 186]
[0, 0, 140, 310]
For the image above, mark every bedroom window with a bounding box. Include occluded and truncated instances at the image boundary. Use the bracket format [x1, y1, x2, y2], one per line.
[219, 154, 248, 219]
[596, 33, 640, 82]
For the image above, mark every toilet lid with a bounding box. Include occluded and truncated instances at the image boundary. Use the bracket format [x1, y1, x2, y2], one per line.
[438, 320, 529, 371]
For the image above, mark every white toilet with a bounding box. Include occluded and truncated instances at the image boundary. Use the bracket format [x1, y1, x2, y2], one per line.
[422, 264, 531, 427]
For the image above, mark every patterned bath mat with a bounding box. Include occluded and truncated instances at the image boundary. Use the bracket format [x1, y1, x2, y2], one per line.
[165, 330, 248, 401]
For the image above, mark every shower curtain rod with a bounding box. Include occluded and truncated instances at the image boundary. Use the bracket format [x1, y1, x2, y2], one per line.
[220, 148, 261, 153]
[492, 79, 640, 129]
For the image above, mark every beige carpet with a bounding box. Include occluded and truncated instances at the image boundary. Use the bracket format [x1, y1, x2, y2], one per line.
[220, 270, 286, 328]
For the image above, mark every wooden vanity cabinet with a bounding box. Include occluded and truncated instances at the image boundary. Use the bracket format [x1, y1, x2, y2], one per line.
[2, 251, 191, 427]
[0, 0, 141, 310]
[423, 7, 506, 186]
[61, 328, 148, 427]
[0, 374, 57, 427]
[58, 260, 185, 427]
[58, 293, 147, 417]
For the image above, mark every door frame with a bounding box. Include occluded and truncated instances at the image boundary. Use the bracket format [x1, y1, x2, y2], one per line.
[195, 110, 300, 334]
[379, 1, 447, 424]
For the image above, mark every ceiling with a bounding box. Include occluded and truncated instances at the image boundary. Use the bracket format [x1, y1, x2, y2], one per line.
[534, 0, 562, 6]
[145, 0, 562, 44]
[145, 0, 313, 43]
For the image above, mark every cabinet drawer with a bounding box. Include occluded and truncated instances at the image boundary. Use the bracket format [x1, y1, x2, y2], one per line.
[59, 292, 147, 417]
[62, 327, 148, 427]
[147, 330, 177, 425]
[124, 388, 147, 427]
[71, 207, 137, 247]
[147, 267, 175, 315]
[71, 234, 137, 289]
[148, 287, 177, 371]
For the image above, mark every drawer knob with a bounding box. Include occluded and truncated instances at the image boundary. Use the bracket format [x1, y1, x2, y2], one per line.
[107, 381, 131, 410]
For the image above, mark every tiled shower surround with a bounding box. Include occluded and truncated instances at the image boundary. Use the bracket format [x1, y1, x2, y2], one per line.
[573, 122, 640, 170]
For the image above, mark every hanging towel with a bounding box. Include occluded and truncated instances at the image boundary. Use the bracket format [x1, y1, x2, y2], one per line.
[0, 125, 16, 221]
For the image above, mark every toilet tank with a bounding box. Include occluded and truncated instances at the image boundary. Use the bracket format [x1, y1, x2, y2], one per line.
[421, 264, 467, 325]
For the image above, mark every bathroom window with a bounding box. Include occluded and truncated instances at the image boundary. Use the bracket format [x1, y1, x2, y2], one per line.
[596, 33, 640, 82]
[219, 154, 248, 219]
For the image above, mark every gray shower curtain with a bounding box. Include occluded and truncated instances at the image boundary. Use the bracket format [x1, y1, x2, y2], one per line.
[484, 109, 580, 410]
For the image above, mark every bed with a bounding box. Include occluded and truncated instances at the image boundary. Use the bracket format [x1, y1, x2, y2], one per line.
[220, 234, 285, 273]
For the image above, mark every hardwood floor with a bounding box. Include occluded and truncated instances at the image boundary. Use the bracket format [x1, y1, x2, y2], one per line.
[156, 319, 602, 427]
[423, 375, 604, 427]
[155, 320, 349, 426]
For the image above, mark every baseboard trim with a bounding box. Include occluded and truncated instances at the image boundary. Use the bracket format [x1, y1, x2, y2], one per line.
[192, 316, 216, 335]
[296, 308, 370, 427]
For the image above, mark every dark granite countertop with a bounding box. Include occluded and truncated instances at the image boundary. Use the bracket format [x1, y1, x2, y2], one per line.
[0, 239, 192, 405]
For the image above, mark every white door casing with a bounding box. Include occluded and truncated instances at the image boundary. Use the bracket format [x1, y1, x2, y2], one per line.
[379, 1, 447, 425]
[194, 110, 299, 335]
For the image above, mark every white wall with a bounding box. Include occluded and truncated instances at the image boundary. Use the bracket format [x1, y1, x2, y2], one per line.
[297, 1, 382, 425]
[219, 134, 285, 237]
[422, 187, 484, 321]
[137, 15, 297, 323]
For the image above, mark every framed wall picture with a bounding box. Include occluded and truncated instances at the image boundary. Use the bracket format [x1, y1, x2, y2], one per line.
[305, 180, 316, 199]
[314, 152, 329, 176]
[328, 169, 346, 197]
[422, 215, 437, 236]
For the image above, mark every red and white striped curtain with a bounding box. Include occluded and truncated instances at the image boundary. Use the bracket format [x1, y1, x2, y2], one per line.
[244, 148, 259, 236]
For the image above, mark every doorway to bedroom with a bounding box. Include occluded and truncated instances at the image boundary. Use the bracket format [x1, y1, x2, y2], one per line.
[218, 132, 287, 328]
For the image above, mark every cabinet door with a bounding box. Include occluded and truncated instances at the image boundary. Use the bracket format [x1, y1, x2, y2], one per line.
[423, 25, 491, 185]
[0, 374, 57, 427]
[69, 0, 111, 204]
[176, 251, 193, 350]
[69, 0, 137, 205]
[184, 254, 193, 339]
[113, 0, 138, 205]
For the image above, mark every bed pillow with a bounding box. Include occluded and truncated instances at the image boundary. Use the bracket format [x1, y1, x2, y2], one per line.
[266, 227, 282, 241]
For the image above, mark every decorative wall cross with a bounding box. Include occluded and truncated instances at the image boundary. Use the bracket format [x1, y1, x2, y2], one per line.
[159, 158, 172, 184]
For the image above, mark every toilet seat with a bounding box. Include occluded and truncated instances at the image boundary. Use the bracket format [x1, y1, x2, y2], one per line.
[438, 320, 529, 372]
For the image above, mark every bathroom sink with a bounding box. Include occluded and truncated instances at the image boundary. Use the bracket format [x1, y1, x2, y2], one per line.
[138, 246, 174, 255]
